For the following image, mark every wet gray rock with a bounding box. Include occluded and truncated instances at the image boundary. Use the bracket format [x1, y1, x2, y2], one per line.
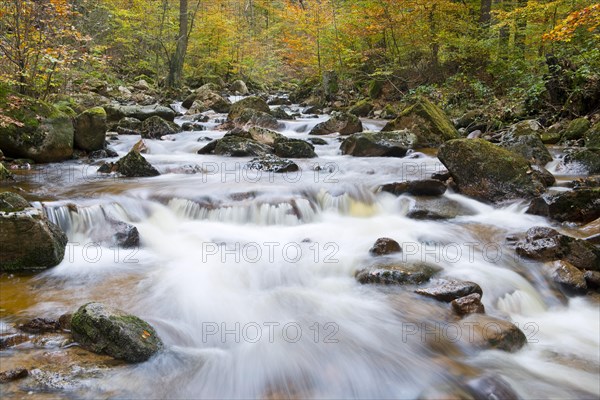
[381, 179, 446, 196]
[549, 260, 587, 295]
[563, 149, 600, 174]
[356, 262, 441, 285]
[98, 150, 160, 177]
[104, 104, 175, 122]
[141, 116, 179, 139]
[230, 80, 249, 95]
[199, 136, 273, 157]
[71, 302, 163, 363]
[369, 237, 402, 256]
[234, 109, 280, 130]
[310, 111, 363, 135]
[18, 317, 61, 333]
[584, 270, 600, 290]
[270, 106, 294, 120]
[308, 137, 328, 146]
[340, 130, 417, 157]
[228, 96, 270, 120]
[526, 188, 600, 224]
[0, 368, 28, 384]
[274, 138, 316, 158]
[451, 293, 485, 315]
[515, 227, 600, 271]
[404, 197, 477, 220]
[246, 155, 299, 173]
[415, 279, 483, 302]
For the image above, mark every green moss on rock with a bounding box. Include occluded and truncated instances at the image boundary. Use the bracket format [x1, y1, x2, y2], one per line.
[228, 96, 270, 121]
[562, 118, 591, 141]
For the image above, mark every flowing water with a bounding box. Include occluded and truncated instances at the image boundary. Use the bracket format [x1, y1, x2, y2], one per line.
[0, 103, 598, 399]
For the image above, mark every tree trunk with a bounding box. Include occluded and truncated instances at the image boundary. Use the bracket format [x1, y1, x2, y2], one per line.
[167, 0, 189, 88]
[515, 0, 528, 56]
[480, 0, 492, 26]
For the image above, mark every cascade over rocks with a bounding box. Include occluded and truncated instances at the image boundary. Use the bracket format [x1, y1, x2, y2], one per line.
[438, 139, 549, 202]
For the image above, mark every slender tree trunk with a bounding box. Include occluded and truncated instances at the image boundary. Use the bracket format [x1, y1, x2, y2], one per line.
[480, 0, 492, 26]
[167, 0, 189, 88]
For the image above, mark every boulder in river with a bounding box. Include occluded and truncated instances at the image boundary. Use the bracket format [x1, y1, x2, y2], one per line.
[340, 130, 417, 157]
[99, 150, 160, 177]
[369, 237, 402, 256]
[415, 279, 483, 302]
[499, 133, 552, 166]
[514, 226, 600, 271]
[563, 149, 600, 174]
[247, 126, 285, 146]
[0, 192, 68, 272]
[74, 107, 107, 151]
[458, 314, 527, 352]
[0, 368, 29, 384]
[451, 293, 485, 315]
[274, 138, 316, 158]
[584, 121, 600, 149]
[0, 95, 74, 162]
[140, 115, 179, 139]
[403, 196, 478, 220]
[199, 135, 273, 157]
[549, 260, 587, 295]
[230, 80, 249, 95]
[526, 188, 600, 224]
[562, 117, 590, 141]
[246, 155, 299, 173]
[310, 111, 363, 135]
[437, 139, 548, 203]
[382, 98, 459, 147]
[71, 302, 163, 363]
[115, 117, 142, 134]
[104, 104, 175, 122]
[234, 109, 280, 130]
[228, 96, 270, 120]
[348, 100, 374, 117]
[381, 179, 447, 196]
[355, 261, 441, 285]
[188, 89, 231, 114]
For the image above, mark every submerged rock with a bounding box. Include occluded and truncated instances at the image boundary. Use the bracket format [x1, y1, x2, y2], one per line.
[438, 139, 548, 202]
[381, 179, 446, 196]
[0, 368, 29, 384]
[18, 317, 61, 334]
[415, 279, 482, 302]
[71, 302, 162, 363]
[515, 227, 600, 271]
[464, 375, 521, 400]
[369, 237, 402, 256]
[246, 155, 299, 173]
[382, 98, 458, 147]
[404, 196, 478, 220]
[310, 111, 363, 135]
[340, 130, 417, 157]
[356, 262, 441, 285]
[0, 193, 68, 272]
[74, 107, 107, 151]
[234, 109, 279, 129]
[526, 188, 600, 224]
[458, 314, 527, 352]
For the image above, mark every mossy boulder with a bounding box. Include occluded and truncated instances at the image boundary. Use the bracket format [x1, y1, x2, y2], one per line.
[310, 111, 363, 135]
[246, 127, 285, 146]
[187, 88, 231, 114]
[228, 96, 270, 120]
[141, 116, 179, 139]
[340, 130, 417, 157]
[115, 150, 160, 177]
[500, 133, 552, 166]
[74, 107, 107, 151]
[115, 117, 142, 135]
[382, 98, 458, 147]
[0, 193, 67, 271]
[584, 122, 600, 149]
[71, 302, 163, 363]
[0, 163, 14, 181]
[438, 139, 548, 202]
[230, 80, 249, 95]
[348, 100, 374, 117]
[0, 95, 73, 162]
[274, 138, 316, 158]
[234, 109, 279, 129]
[563, 149, 600, 174]
[562, 118, 591, 141]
